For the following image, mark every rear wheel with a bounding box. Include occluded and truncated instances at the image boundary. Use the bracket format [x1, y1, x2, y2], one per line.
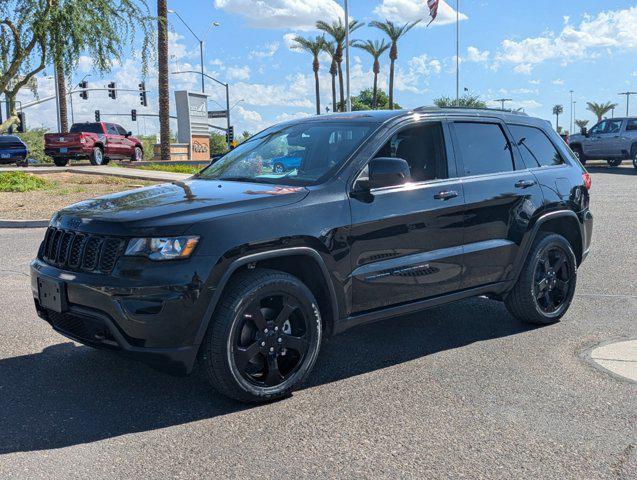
[52, 157, 68, 166]
[505, 233, 577, 325]
[631, 146, 637, 170]
[607, 158, 622, 167]
[200, 269, 322, 403]
[89, 146, 105, 165]
[571, 145, 586, 165]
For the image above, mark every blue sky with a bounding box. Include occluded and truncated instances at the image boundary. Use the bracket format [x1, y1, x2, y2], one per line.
[18, 0, 637, 136]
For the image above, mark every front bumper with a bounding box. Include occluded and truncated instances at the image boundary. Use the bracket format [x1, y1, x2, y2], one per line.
[31, 256, 219, 375]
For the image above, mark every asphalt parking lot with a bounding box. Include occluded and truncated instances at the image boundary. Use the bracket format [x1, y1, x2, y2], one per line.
[0, 165, 635, 479]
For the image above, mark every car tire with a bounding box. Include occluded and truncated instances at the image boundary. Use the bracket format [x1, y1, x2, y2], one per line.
[200, 268, 322, 403]
[273, 163, 285, 174]
[631, 145, 637, 171]
[53, 157, 69, 166]
[607, 158, 622, 167]
[505, 232, 577, 325]
[571, 145, 586, 165]
[89, 146, 105, 166]
[131, 146, 143, 162]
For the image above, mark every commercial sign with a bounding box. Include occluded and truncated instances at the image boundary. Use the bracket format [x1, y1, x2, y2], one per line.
[175, 90, 210, 161]
[208, 110, 228, 119]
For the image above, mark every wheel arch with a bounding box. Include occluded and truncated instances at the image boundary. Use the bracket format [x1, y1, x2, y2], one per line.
[193, 247, 340, 349]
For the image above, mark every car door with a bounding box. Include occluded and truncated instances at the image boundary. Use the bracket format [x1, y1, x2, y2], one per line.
[449, 119, 544, 290]
[348, 120, 465, 313]
[115, 124, 135, 158]
[601, 118, 624, 157]
[105, 123, 123, 158]
[582, 120, 606, 157]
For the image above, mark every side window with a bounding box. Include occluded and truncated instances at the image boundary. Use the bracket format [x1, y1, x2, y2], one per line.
[374, 122, 448, 182]
[116, 125, 128, 135]
[626, 119, 637, 131]
[606, 119, 622, 134]
[453, 122, 514, 176]
[589, 121, 606, 135]
[106, 124, 119, 135]
[509, 125, 564, 168]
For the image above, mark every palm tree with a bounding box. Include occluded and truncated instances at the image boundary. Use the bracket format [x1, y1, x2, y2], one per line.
[369, 19, 420, 110]
[316, 19, 363, 111]
[354, 39, 390, 109]
[586, 101, 618, 123]
[321, 41, 339, 113]
[574, 119, 589, 132]
[157, 0, 170, 160]
[291, 35, 325, 115]
[552, 104, 564, 131]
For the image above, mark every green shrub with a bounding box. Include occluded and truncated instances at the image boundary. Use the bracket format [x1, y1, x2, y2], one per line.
[15, 128, 50, 163]
[0, 171, 51, 192]
[137, 163, 203, 174]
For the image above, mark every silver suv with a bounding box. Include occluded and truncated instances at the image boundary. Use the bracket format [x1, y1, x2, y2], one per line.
[569, 117, 637, 169]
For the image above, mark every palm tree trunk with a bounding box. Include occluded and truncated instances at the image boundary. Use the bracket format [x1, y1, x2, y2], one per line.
[331, 73, 337, 112]
[556, 113, 559, 131]
[157, 0, 170, 160]
[54, 37, 68, 132]
[373, 73, 378, 109]
[314, 69, 321, 115]
[337, 61, 345, 112]
[389, 58, 395, 110]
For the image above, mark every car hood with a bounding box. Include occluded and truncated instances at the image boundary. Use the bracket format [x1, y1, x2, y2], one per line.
[51, 179, 309, 236]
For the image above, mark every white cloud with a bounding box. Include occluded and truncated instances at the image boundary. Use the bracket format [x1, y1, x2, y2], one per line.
[249, 42, 280, 59]
[631, 71, 637, 77]
[552, 79, 565, 85]
[409, 54, 442, 76]
[374, 0, 467, 27]
[466, 46, 490, 63]
[275, 111, 312, 123]
[226, 65, 251, 81]
[529, 79, 541, 85]
[214, 0, 343, 30]
[497, 6, 637, 73]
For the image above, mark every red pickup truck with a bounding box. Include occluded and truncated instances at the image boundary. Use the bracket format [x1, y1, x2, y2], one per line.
[44, 122, 144, 166]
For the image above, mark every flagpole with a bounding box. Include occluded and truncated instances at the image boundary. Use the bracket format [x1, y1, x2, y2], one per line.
[345, 0, 351, 112]
[456, 0, 460, 106]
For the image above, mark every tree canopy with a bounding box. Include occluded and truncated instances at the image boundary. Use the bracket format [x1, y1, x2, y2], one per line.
[433, 95, 487, 109]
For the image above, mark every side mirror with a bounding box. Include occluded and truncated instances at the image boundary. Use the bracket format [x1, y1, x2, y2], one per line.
[368, 157, 411, 189]
[125, 131, 132, 137]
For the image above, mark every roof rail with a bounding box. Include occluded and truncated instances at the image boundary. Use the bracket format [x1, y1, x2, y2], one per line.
[414, 106, 529, 116]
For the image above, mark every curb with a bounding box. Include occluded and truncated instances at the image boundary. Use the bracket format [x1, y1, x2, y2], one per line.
[0, 219, 49, 228]
[580, 336, 637, 385]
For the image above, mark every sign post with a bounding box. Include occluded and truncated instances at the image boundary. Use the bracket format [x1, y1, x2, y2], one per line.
[175, 90, 210, 161]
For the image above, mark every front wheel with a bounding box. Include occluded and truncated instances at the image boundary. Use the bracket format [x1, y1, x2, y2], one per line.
[52, 157, 68, 166]
[607, 158, 622, 167]
[200, 269, 322, 403]
[505, 233, 577, 325]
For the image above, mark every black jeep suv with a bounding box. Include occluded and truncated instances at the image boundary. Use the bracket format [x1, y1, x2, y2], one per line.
[31, 108, 593, 403]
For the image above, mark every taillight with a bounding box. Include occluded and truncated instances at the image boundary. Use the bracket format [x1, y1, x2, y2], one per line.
[582, 172, 591, 190]
[79, 135, 86, 144]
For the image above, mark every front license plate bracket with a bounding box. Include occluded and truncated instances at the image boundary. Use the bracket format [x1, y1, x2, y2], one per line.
[38, 277, 67, 313]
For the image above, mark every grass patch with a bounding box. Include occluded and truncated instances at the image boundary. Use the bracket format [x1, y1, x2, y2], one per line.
[136, 163, 203, 175]
[0, 171, 51, 192]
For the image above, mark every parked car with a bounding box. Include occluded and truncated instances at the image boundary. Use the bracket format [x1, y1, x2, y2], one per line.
[569, 117, 637, 169]
[268, 153, 304, 173]
[0, 135, 28, 165]
[31, 108, 593, 403]
[44, 122, 144, 166]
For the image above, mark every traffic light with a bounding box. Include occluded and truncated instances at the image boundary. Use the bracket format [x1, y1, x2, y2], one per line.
[79, 81, 88, 100]
[226, 126, 234, 144]
[138, 82, 147, 107]
[16, 112, 25, 133]
[131, 109, 137, 121]
[95, 110, 100, 122]
[107, 82, 116, 99]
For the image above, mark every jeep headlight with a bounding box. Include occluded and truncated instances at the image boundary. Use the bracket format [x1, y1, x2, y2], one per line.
[124, 236, 199, 261]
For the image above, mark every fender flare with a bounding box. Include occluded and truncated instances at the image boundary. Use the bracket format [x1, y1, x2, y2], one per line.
[192, 247, 340, 347]
[511, 209, 583, 283]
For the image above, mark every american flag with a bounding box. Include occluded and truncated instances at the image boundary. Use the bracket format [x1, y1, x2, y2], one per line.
[427, 0, 440, 26]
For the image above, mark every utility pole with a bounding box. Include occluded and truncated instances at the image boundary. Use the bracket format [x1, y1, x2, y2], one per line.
[344, 0, 351, 112]
[494, 98, 512, 110]
[618, 92, 637, 116]
[569, 90, 574, 134]
[456, 0, 460, 106]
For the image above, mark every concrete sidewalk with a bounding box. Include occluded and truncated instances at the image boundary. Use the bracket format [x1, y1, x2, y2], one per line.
[590, 339, 637, 383]
[0, 165, 190, 182]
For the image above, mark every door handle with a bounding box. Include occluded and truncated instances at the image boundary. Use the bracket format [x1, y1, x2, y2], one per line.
[434, 190, 459, 200]
[515, 179, 536, 189]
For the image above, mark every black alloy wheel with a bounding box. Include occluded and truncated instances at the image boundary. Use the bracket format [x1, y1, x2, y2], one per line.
[533, 246, 571, 315]
[201, 269, 321, 403]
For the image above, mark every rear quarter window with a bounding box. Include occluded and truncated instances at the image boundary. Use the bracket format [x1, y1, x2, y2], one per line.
[509, 124, 564, 168]
[70, 123, 104, 134]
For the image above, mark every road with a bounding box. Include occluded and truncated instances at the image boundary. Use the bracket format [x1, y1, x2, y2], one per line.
[0, 165, 635, 479]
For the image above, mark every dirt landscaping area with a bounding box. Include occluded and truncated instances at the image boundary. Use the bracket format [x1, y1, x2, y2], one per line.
[0, 172, 157, 220]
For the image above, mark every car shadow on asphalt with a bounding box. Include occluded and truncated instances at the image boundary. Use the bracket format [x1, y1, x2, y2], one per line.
[0, 297, 537, 454]
[585, 165, 636, 176]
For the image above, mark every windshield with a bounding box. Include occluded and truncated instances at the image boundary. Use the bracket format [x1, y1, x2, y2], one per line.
[197, 122, 374, 186]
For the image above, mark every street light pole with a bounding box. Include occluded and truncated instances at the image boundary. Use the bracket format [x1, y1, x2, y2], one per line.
[494, 98, 512, 110]
[569, 90, 574, 134]
[619, 91, 637, 116]
[199, 40, 205, 93]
